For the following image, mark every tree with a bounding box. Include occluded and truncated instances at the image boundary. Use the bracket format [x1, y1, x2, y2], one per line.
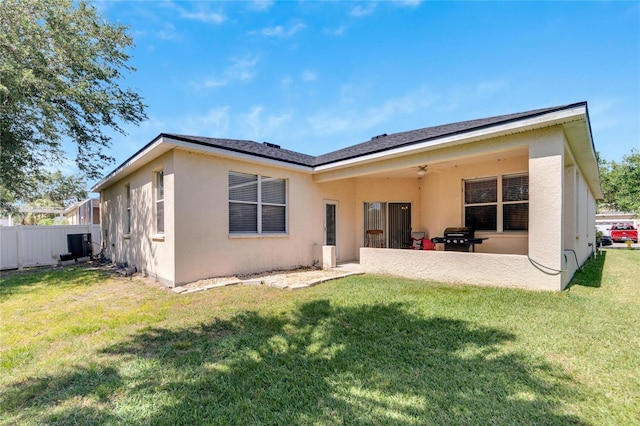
[598, 149, 640, 214]
[28, 170, 88, 207]
[10, 170, 88, 224]
[0, 0, 146, 212]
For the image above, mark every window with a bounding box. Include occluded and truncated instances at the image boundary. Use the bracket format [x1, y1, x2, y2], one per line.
[229, 171, 286, 234]
[464, 173, 528, 232]
[125, 184, 131, 234]
[155, 170, 164, 234]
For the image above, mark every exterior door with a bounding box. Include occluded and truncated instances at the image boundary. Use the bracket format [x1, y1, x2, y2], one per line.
[324, 201, 337, 253]
[388, 202, 411, 249]
[363, 202, 411, 249]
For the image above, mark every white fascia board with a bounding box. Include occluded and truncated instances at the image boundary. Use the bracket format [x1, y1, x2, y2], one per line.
[166, 137, 314, 173]
[314, 105, 588, 173]
[91, 136, 167, 192]
[91, 135, 314, 192]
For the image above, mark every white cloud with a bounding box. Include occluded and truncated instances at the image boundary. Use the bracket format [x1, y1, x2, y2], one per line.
[178, 107, 231, 136]
[302, 70, 317, 82]
[259, 22, 306, 38]
[172, 106, 292, 142]
[350, 3, 377, 17]
[157, 23, 178, 40]
[394, 0, 423, 7]
[228, 55, 260, 82]
[323, 25, 347, 36]
[175, 4, 226, 24]
[249, 1, 274, 11]
[242, 106, 293, 141]
[197, 55, 260, 89]
[306, 88, 436, 135]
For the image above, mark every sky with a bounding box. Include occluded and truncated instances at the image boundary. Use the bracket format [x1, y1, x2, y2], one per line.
[83, 0, 640, 188]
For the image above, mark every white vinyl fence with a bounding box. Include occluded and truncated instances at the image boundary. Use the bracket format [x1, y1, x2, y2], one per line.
[0, 225, 101, 270]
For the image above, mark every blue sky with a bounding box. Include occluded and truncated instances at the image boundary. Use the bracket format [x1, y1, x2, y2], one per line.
[87, 0, 639, 186]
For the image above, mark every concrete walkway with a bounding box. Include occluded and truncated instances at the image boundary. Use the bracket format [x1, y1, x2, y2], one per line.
[173, 263, 364, 295]
[331, 262, 362, 273]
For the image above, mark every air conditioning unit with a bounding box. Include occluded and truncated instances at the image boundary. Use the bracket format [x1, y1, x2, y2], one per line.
[66, 233, 92, 259]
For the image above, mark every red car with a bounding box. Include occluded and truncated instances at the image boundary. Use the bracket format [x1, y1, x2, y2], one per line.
[610, 225, 638, 243]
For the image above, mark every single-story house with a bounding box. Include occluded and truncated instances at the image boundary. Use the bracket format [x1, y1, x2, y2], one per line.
[65, 198, 101, 225]
[92, 102, 601, 291]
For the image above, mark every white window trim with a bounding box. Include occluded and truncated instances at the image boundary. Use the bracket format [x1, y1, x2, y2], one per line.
[124, 183, 131, 236]
[463, 173, 528, 233]
[155, 170, 165, 235]
[228, 171, 288, 235]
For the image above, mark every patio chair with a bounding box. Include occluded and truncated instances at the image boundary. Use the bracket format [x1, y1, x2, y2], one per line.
[365, 229, 385, 248]
[410, 232, 425, 249]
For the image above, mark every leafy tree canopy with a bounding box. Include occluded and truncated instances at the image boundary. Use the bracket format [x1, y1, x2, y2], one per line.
[0, 0, 146, 212]
[28, 170, 88, 207]
[598, 149, 640, 214]
[4, 170, 88, 224]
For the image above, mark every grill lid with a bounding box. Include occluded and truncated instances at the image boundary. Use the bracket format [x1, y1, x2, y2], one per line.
[443, 227, 475, 238]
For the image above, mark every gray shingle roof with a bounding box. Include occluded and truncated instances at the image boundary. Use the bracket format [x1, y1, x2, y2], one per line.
[163, 134, 316, 167]
[164, 102, 586, 168]
[313, 102, 587, 165]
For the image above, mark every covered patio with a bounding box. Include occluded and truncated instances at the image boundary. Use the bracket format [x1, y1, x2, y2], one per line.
[315, 103, 599, 291]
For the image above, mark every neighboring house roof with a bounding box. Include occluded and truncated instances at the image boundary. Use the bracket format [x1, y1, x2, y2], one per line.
[92, 102, 599, 195]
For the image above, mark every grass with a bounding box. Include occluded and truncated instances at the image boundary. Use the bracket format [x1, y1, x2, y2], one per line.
[1, 250, 639, 425]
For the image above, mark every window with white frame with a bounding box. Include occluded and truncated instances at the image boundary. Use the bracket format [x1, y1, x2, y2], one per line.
[229, 171, 286, 234]
[155, 170, 164, 234]
[464, 173, 528, 231]
[125, 184, 131, 234]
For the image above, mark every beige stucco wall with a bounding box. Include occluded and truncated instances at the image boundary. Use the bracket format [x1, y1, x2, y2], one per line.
[562, 159, 598, 288]
[360, 248, 561, 290]
[101, 151, 176, 285]
[418, 152, 530, 254]
[171, 150, 361, 285]
[98, 122, 598, 290]
[353, 177, 422, 250]
[359, 126, 597, 291]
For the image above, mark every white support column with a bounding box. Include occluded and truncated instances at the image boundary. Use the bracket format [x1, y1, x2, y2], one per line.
[529, 133, 565, 290]
[322, 245, 336, 269]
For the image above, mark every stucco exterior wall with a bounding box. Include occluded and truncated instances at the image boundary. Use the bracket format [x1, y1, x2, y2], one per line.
[360, 248, 561, 291]
[353, 177, 422, 251]
[419, 152, 530, 254]
[100, 151, 176, 285]
[561, 159, 598, 288]
[97, 119, 598, 290]
[316, 179, 358, 261]
[171, 151, 360, 285]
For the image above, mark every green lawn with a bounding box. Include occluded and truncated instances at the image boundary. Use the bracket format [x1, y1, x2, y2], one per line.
[1, 249, 639, 425]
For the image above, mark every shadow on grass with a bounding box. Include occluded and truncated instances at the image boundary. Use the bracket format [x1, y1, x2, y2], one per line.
[2, 301, 586, 425]
[567, 250, 606, 289]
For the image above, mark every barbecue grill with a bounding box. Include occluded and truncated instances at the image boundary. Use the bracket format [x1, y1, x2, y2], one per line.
[431, 227, 487, 252]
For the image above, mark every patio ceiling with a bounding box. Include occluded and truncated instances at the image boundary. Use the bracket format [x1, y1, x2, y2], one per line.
[357, 147, 530, 180]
